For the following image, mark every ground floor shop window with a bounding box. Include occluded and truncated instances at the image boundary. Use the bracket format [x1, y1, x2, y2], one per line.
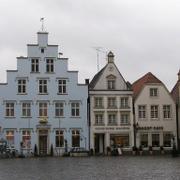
[6, 131, 14, 146]
[163, 133, 172, 147]
[140, 133, 148, 147]
[110, 135, 129, 147]
[22, 130, 31, 148]
[72, 130, 80, 147]
[56, 130, 64, 147]
[152, 133, 160, 147]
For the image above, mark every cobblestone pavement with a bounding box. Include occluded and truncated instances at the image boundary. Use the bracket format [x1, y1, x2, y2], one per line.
[0, 156, 180, 180]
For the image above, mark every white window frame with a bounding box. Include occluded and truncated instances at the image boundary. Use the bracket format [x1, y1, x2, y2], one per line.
[18, 79, 26, 94]
[55, 130, 64, 147]
[108, 97, 116, 108]
[22, 130, 31, 148]
[94, 97, 103, 108]
[58, 79, 67, 94]
[55, 102, 64, 117]
[138, 105, 146, 119]
[121, 113, 130, 125]
[108, 113, 117, 125]
[31, 59, 39, 72]
[22, 103, 31, 117]
[39, 79, 48, 94]
[71, 102, 80, 117]
[46, 59, 54, 73]
[120, 97, 129, 108]
[150, 88, 158, 97]
[163, 105, 171, 119]
[95, 113, 104, 125]
[39, 102, 48, 117]
[151, 105, 159, 119]
[6, 103, 15, 117]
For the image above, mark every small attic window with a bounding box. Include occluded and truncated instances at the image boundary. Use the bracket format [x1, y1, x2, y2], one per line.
[41, 48, 44, 53]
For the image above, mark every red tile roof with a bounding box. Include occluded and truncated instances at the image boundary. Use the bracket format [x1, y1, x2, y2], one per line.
[132, 72, 162, 99]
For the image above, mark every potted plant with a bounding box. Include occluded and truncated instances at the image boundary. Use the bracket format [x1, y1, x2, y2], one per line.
[160, 146, 164, 154]
[106, 146, 111, 156]
[50, 144, 54, 156]
[149, 146, 153, 155]
[138, 146, 143, 155]
[34, 144, 38, 157]
[132, 146, 137, 155]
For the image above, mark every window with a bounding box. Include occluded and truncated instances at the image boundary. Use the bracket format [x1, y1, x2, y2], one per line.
[94, 97, 103, 108]
[151, 105, 159, 119]
[140, 134, 148, 147]
[6, 103, 14, 117]
[46, 59, 54, 73]
[39, 80, 47, 94]
[55, 102, 64, 117]
[110, 135, 129, 147]
[121, 113, 130, 125]
[72, 130, 80, 147]
[6, 131, 14, 145]
[58, 80, 66, 94]
[18, 79, 26, 94]
[107, 79, 115, 90]
[163, 105, 171, 119]
[31, 59, 39, 72]
[71, 103, 80, 117]
[152, 133, 160, 147]
[120, 97, 129, 108]
[150, 88, 158, 97]
[56, 130, 64, 147]
[163, 133, 172, 147]
[108, 113, 117, 125]
[22, 131, 31, 148]
[22, 103, 31, 117]
[108, 97, 116, 108]
[41, 48, 44, 53]
[138, 105, 146, 119]
[95, 114, 104, 125]
[39, 103, 48, 117]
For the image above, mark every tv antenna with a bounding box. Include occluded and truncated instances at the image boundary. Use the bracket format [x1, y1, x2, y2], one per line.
[93, 47, 106, 72]
[40, 17, 45, 32]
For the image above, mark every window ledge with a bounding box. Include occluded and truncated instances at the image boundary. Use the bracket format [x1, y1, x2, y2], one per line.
[150, 118, 159, 121]
[4, 116, 16, 118]
[38, 116, 49, 118]
[138, 118, 147, 121]
[57, 93, 68, 95]
[17, 93, 27, 95]
[30, 72, 40, 74]
[163, 118, 172, 121]
[45, 72, 55, 74]
[38, 93, 49, 95]
[54, 116, 65, 118]
[21, 116, 32, 118]
[70, 116, 81, 118]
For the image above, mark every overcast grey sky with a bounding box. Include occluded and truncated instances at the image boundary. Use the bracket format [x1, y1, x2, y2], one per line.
[0, 0, 180, 90]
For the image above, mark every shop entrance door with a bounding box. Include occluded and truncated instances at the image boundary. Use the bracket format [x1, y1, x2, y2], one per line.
[39, 130, 48, 156]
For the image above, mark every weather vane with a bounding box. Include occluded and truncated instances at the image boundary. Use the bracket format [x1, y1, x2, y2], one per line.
[40, 17, 45, 32]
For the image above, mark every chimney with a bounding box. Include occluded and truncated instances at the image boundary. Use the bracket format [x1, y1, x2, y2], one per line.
[85, 79, 89, 85]
[37, 32, 48, 46]
[107, 51, 114, 63]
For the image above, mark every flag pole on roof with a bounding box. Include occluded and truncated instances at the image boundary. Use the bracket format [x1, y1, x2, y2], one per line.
[40, 17, 45, 32]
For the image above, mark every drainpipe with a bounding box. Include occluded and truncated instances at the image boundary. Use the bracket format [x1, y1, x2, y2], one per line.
[133, 100, 136, 148]
[176, 104, 179, 151]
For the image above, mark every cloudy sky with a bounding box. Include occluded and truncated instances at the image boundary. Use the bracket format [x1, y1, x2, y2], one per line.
[0, 0, 180, 90]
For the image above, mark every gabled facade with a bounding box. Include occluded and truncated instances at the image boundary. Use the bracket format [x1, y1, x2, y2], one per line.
[0, 31, 89, 155]
[89, 52, 134, 154]
[132, 72, 177, 150]
[171, 70, 180, 149]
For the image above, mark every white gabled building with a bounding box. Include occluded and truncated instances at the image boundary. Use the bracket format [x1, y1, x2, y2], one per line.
[89, 52, 134, 154]
[0, 31, 89, 156]
[132, 72, 177, 150]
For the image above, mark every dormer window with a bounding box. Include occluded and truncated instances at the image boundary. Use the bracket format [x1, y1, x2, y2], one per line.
[150, 88, 158, 97]
[107, 75, 116, 90]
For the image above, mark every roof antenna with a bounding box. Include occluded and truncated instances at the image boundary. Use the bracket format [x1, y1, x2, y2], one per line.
[40, 17, 45, 32]
[93, 47, 106, 72]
